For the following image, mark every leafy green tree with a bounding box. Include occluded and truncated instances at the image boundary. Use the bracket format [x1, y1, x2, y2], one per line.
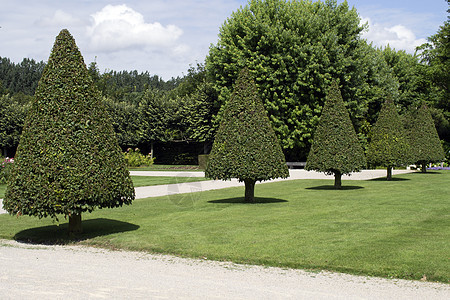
[367, 97, 410, 180]
[0, 95, 29, 157]
[206, 0, 397, 160]
[305, 80, 366, 189]
[417, 19, 450, 142]
[380, 46, 427, 110]
[404, 104, 445, 172]
[0, 57, 45, 95]
[206, 68, 289, 202]
[3, 29, 134, 235]
[139, 89, 170, 158]
[103, 97, 141, 149]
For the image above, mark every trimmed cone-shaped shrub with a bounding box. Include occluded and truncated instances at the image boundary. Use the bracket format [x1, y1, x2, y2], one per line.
[205, 68, 289, 202]
[3, 29, 135, 234]
[404, 104, 445, 172]
[305, 80, 366, 189]
[367, 97, 410, 180]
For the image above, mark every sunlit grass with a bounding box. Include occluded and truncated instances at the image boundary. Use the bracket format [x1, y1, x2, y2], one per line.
[0, 171, 448, 282]
[129, 164, 201, 171]
[130, 176, 208, 187]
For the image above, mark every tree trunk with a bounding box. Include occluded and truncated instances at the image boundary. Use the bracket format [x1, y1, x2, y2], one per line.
[69, 213, 82, 235]
[244, 179, 256, 203]
[387, 167, 392, 181]
[421, 163, 427, 173]
[334, 171, 342, 189]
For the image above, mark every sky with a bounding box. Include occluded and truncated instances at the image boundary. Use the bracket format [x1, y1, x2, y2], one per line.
[0, 0, 448, 80]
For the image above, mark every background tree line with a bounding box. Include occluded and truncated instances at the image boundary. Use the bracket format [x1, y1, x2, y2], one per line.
[1, 0, 448, 164]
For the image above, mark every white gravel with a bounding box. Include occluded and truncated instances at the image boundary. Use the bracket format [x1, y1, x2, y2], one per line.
[3, 169, 448, 299]
[0, 239, 448, 299]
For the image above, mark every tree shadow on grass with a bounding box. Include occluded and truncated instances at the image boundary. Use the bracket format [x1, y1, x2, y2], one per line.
[208, 197, 288, 204]
[14, 218, 139, 245]
[369, 177, 411, 181]
[305, 185, 364, 190]
[411, 171, 442, 175]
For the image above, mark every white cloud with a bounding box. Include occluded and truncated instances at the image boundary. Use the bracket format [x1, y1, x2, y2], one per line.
[361, 17, 427, 53]
[87, 4, 184, 52]
[36, 10, 82, 27]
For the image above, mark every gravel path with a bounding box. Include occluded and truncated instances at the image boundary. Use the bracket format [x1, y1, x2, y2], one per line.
[3, 169, 448, 299]
[0, 239, 448, 299]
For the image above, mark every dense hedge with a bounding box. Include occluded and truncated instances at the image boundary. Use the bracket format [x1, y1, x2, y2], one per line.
[3, 29, 134, 223]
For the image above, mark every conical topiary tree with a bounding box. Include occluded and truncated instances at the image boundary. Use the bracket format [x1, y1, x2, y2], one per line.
[205, 68, 289, 202]
[404, 104, 445, 172]
[3, 29, 135, 235]
[305, 80, 366, 189]
[367, 97, 410, 180]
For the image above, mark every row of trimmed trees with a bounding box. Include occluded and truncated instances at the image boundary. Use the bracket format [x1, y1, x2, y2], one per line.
[306, 81, 444, 188]
[3, 28, 446, 238]
[2, 1, 449, 163]
[207, 70, 445, 202]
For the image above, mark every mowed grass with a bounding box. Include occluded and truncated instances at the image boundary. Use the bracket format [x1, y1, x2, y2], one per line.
[129, 164, 201, 171]
[130, 176, 208, 187]
[0, 171, 449, 282]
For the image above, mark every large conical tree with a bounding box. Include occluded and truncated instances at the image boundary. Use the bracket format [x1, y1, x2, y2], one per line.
[404, 104, 445, 172]
[3, 29, 135, 235]
[367, 97, 410, 180]
[305, 80, 366, 189]
[205, 68, 289, 203]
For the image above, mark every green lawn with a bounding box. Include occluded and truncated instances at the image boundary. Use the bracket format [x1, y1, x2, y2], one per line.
[0, 171, 449, 282]
[130, 176, 208, 187]
[129, 164, 201, 171]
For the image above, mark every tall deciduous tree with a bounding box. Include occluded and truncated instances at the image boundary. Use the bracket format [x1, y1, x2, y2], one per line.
[3, 29, 135, 235]
[417, 19, 450, 142]
[205, 68, 289, 202]
[206, 0, 397, 160]
[404, 104, 445, 172]
[139, 89, 169, 158]
[305, 80, 366, 189]
[367, 97, 410, 180]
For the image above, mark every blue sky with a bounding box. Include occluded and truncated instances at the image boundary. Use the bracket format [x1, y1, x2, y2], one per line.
[0, 0, 447, 80]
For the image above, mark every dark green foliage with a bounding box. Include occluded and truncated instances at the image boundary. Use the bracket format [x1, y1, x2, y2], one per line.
[206, 68, 289, 201]
[139, 89, 170, 144]
[206, 0, 398, 160]
[0, 94, 29, 156]
[3, 30, 134, 224]
[103, 97, 141, 148]
[305, 80, 366, 188]
[417, 20, 450, 142]
[367, 97, 410, 179]
[404, 104, 445, 172]
[0, 57, 45, 95]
